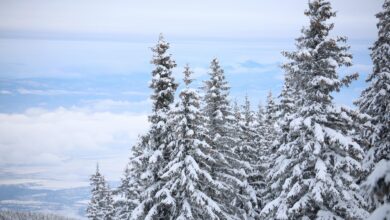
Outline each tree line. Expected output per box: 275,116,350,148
87,0,389,219
0,210,76,220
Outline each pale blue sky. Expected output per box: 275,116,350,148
0,0,384,189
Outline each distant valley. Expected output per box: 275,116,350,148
0,184,90,219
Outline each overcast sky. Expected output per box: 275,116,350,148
0,0,384,189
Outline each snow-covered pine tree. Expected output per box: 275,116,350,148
105,184,115,220
277,71,296,121
131,33,178,219
264,91,279,155
253,102,269,209
254,102,267,155
238,96,258,163
203,58,255,219
233,100,242,121
271,70,299,192
116,134,150,219
275,71,297,167
241,96,255,132
238,95,261,216
257,92,281,211
158,65,229,219
87,164,115,220
261,66,300,213
356,0,390,217
260,0,368,219
232,96,261,216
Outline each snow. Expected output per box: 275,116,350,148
313,142,321,155
275,201,288,220
260,197,280,216
311,76,338,86
367,203,390,220
161,161,183,178
144,204,158,220
148,150,162,163
323,127,358,149
379,88,387,96
94,1,389,218
130,203,145,220
316,210,343,220
315,159,327,181
327,57,338,67
314,123,324,143
363,159,390,190
186,129,194,136
290,117,303,130
298,49,311,57
342,56,352,65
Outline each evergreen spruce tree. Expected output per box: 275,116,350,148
275,71,298,172
258,92,280,211
158,65,229,219
254,102,267,156
87,164,115,220
262,71,300,209
278,72,296,120
357,0,390,217
105,184,115,220
233,100,242,123
131,34,178,219
117,135,149,219
203,58,254,219
254,102,268,208
238,96,261,216
260,0,368,219
232,96,261,217
237,96,258,166
264,91,279,155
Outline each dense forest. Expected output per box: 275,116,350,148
87,0,390,219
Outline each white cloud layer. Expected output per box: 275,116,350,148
0,106,149,187
0,90,11,94
80,99,151,113
17,88,90,96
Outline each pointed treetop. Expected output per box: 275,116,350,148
304,0,335,43
210,58,223,76
158,33,164,41
266,91,274,104
149,34,178,114
374,0,390,51
305,0,335,19
244,94,250,107
242,95,254,125
183,64,193,87
377,0,390,27
243,95,251,115
96,162,100,173
157,33,167,47
233,99,241,120
151,33,176,68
